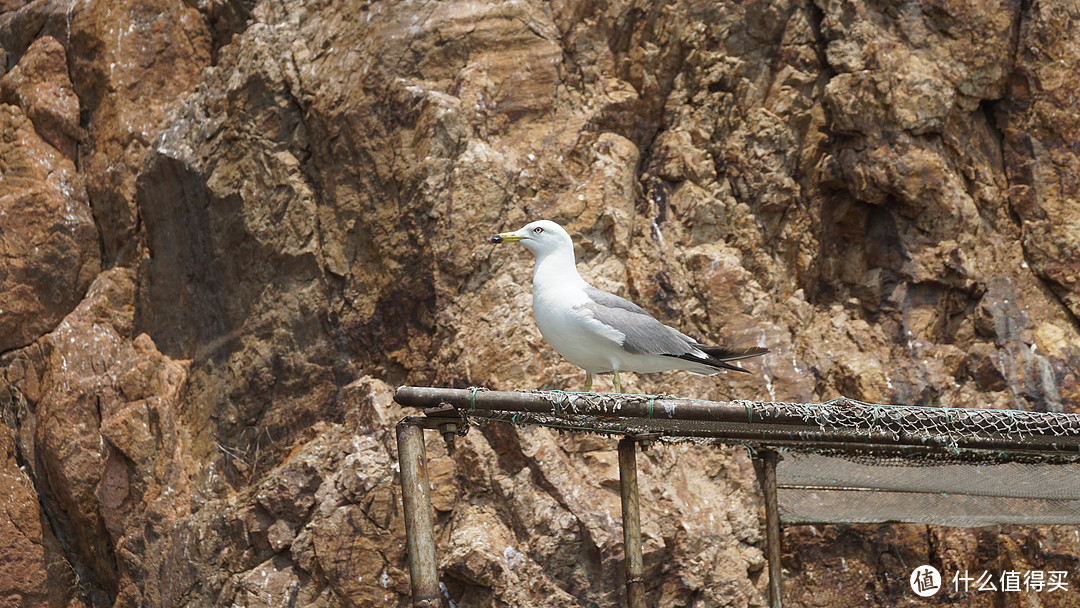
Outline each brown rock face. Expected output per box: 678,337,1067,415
1,36,79,158
2,0,1080,606
0,37,99,354
69,0,212,265
0,423,81,608
1003,0,1080,321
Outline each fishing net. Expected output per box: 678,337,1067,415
397,387,1080,526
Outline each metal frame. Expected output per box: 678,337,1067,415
392,386,1080,607
394,418,682,608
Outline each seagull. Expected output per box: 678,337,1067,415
491,219,768,393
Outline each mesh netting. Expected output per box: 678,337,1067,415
778,452,1080,498
457,391,1080,458
778,487,1080,526
773,451,1080,525
398,387,1080,526
752,397,1080,445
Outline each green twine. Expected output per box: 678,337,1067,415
470,386,479,412
552,391,565,415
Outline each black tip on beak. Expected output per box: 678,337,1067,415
490,235,503,244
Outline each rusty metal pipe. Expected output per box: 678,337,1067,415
761,449,783,608
393,386,1080,455
393,386,1080,433
618,438,646,608
396,420,441,607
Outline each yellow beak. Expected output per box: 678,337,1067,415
490,232,523,244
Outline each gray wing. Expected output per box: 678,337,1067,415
581,286,697,356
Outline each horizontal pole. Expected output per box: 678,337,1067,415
394,386,1080,432
393,386,1080,457
396,386,802,425
475,415,1080,457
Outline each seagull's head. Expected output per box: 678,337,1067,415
490,220,574,259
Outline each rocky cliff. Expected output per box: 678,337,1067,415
1,0,1078,606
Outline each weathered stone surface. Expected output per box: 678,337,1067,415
0,267,193,605
68,0,212,265
1002,0,1080,320
0,424,85,608
0,36,78,159
2,0,1080,606
0,44,99,353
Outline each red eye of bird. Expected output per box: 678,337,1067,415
533,226,543,234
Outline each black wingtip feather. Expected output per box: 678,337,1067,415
696,345,770,361
666,345,768,374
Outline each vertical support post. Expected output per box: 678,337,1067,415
618,438,646,608
761,449,783,608
396,421,441,608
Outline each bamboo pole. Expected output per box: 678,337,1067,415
761,449,783,608
396,421,441,608
618,438,646,608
